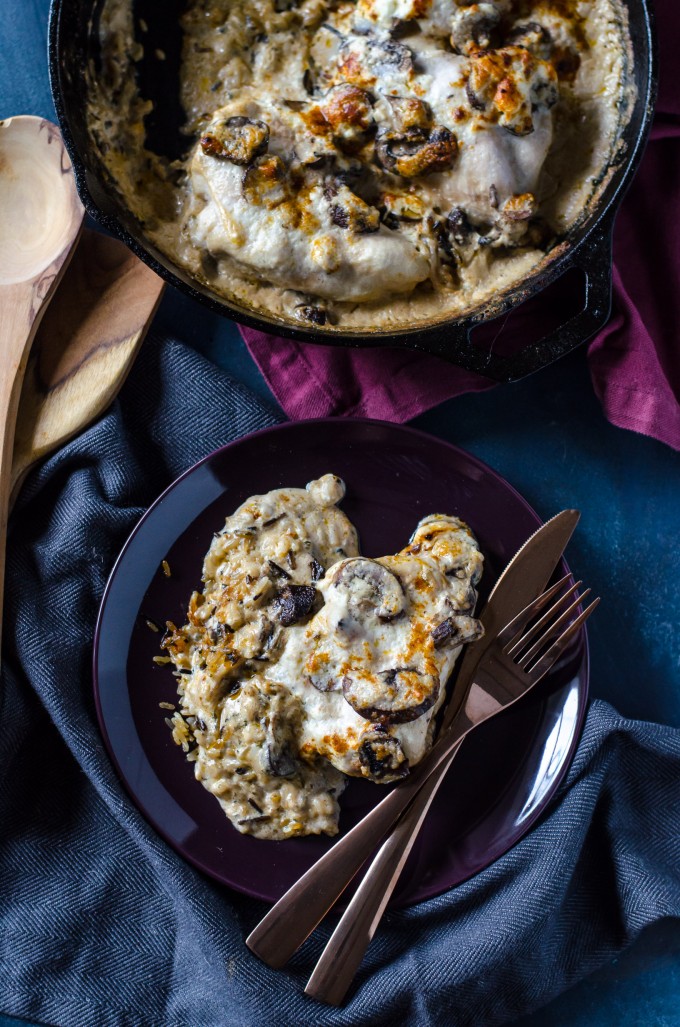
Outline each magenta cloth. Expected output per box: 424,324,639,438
241,2,680,449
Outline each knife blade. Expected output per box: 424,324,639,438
246,508,581,968
303,511,582,1004
441,508,581,733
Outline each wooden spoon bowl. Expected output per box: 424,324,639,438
0,116,84,648
0,118,82,287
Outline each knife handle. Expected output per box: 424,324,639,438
246,714,471,968
305,740,462,1005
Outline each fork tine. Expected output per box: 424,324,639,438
515,589,591,668
526,598,600,683
505,581,582,657
497,573,573,646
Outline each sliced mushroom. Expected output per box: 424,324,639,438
452,582,479,613
358,730,409,781
267,559,291,580
409,514,484,584
375,126,457,178
310,558,325,581
431,614,484,649
328,558,405,625
305,669,335,693
343,667,439,724
231,613,279,660
450,2,501,55
272,584,318,626
321,159,365,197
262,739,298,778
200,116,269,165
336,33,414,88
242,155,290,208
385,96,433,132
446,206,473,246
367,37,413,74
258,619,283,659
302,634,342,692
502,192,537,222
316,84,376,154
295,304,327,326
207,621,233,645
329,186,380,234
506,21,553,61
430,217,458,269
260,697,301,777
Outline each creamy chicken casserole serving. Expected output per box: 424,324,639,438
160,475,483,839
91,0,632,330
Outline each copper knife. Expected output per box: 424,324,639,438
246,509,581,969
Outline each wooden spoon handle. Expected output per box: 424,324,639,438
10,230,165,508
0,116,84,652
0,272,75,640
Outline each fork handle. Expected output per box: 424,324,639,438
305,741,463,1005
246,715,473,967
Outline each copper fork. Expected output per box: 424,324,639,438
246,577,598,983
304,579,599,1004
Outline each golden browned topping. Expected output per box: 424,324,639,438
307,84,376,154
200,116,270,164
466,47,558,135
375,126,458,177
242,155,290,207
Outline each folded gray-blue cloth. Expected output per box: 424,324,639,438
1,335,679,1027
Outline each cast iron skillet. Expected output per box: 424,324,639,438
48,0,657,381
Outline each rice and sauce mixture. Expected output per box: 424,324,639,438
90,0,632,331
160,475,484,839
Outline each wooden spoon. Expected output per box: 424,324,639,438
11,228,166,506
0,115,84,647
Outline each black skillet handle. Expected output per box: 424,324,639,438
415,217,615,383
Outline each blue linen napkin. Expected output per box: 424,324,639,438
1,334,679,1027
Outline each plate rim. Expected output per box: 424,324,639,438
93,417,590,904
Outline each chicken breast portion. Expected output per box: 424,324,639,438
273,513,483,780
186,101,431,303
163,477,483,839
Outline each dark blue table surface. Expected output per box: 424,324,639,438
2,1,679,1024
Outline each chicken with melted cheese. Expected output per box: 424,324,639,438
91,0,632,330
163,475,483,840
183,0,563,312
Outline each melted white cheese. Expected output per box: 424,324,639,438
188,137,430,302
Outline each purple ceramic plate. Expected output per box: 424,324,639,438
94,419,588,907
